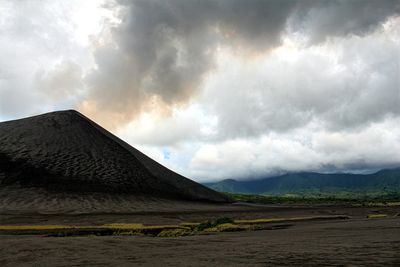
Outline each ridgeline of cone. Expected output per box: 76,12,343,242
0,110,230,212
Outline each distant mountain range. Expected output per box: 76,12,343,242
204,169,400,196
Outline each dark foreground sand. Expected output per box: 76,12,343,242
1,205,399,266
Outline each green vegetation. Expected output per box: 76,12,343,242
204,169,400,197
226,192,400,206
194,217,234,231
0,215,355,237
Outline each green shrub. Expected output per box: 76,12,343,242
195,217,234,231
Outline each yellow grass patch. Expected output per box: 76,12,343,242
102,223,144,229
367,214,388,219
203,223,249,232
0,215,352,237
234,215,350,224
157,228,192,237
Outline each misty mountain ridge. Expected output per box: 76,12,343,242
204,168,400,196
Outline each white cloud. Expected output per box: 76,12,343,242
109,12,400,182
1,1,400,182
116,104,217,146
201,18,400,138
0,0,109,119
189,117,400,182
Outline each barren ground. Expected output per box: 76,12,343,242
1,204,399,266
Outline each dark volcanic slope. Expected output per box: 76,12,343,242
0,110,229,213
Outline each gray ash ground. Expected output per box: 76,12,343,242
1,205,399,266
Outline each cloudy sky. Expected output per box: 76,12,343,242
1,0,400,182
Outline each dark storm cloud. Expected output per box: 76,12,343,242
82,0,400,129
291,0,400,43
82,0,299,127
